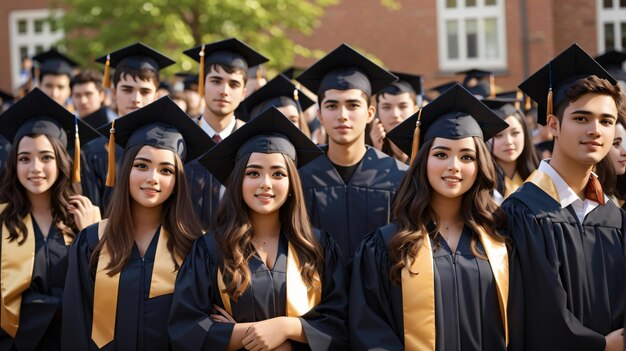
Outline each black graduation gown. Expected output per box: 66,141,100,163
0,221,69,351
0,135,10,176
80,137,124,210
61,223,174,351
349,224,508,351
502,182,626,351
298,146,408,259
81,107,113,129
168,230,349,351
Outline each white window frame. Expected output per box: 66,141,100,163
436,0,507,72
9,9,65,91
596,0,626,52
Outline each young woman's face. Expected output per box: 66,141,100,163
17,135,59,197
492,115,524,165
277,104,300,126
242,152,290,217
377,92,417,132
608,122,626,175
129,145,176,209
427,137,478,199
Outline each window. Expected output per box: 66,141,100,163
9,9,65,90
437,0,507,71
597,0,626,51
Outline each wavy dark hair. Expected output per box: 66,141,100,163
215,153,324,300
388,136,507,284
90,144,202,275
0,134,80,243
490,107,539,196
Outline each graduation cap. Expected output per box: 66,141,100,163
98,96,214,187
518,44,617,125
281,66,306,81
174,72,199,91
199,106,324,186
481,97,521,119
594,50,626,81
95,42,175,89
427,81,458,95
456,68,495,98
241,75,315,121
387,83,509,163
32,49,78,78
378,71,424,106
0,88,101,182
183,38,269,97
0,90,14,104
296,43,398,98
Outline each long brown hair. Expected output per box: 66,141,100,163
388,136,507,284
215,153,324,300
91,144,202,275
0,134,80,243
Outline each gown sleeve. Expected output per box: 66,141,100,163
168,236,235,351
61,225,98,351
297,230,350,351
349,230,404,351
502,199,606,351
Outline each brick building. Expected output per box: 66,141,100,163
1,0,625,94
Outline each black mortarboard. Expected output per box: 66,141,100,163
387,83,508,162
98,97,214,186
377,71,424,105
296,43,398,98
595,50,626,81
428,81,458,95
199,106,324,186
456,68,495,98
481,97,521,119
0,88,101,182
518,44,617,125
95,42,175,88
183,38,269,97
175,72,199,91
281,66,306,81
0,90,14,103
158,81,172,94
32,49,78,77
241,75,315,121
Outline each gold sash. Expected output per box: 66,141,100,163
525,170,560,203
218,242,321,317
504,172,524,198
91,220,181,348
402,227,509,351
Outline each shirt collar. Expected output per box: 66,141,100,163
537,160,587,208
199,115,237,140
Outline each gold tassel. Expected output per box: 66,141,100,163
72,119,81,183
489,74,496,98
105,120,116,187
198,45,205,97
410,108,423,166
524,95,531,111
515,90,523,110
256,66,263,81
103,55,111,89
546,88,553,117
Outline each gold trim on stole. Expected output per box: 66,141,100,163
525,170,560,203
218,242,321,317
91,221,179,348
0,203,35,337
401,228,509,350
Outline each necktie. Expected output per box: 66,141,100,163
212,134,222,143
584,175,605,205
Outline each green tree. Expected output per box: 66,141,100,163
55,0,338,75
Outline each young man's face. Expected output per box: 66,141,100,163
72,81,104,118
377,92,418,132
40,74,71,107
549,93,618,166
112,74,157,117
203,65,246,119
317,88,375,147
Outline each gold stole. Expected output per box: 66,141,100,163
217,242,321,317
91,220,181,348
524,170,560,203
0,203,73,337
504,172,524,198
401,227,509,351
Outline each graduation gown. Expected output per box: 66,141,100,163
502,182,625,351
168,230,349,351
298,146,408,259
0,135,10,176
349,224,511,351
0,221,69,351
61,223,174,351
80,107,113,129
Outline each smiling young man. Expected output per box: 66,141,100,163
295,44,408,260
183,38,268,229
504,44,625,351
